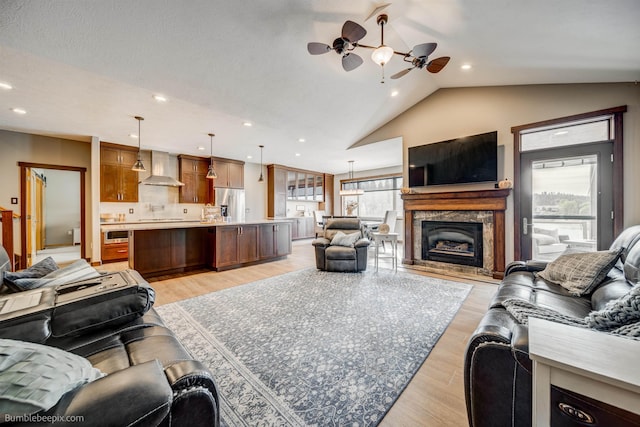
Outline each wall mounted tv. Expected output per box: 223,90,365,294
408,131,498,187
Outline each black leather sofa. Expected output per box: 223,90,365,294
464,225,640,427
0,246,220,426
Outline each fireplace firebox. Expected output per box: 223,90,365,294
422,221,483,267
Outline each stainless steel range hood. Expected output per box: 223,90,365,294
140,151,185,187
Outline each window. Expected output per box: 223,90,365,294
340,175,403,218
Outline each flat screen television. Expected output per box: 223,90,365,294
408,131,498,187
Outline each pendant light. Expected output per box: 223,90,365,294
339,160,364,196
257,145,265,183
206,133,217,179
131,116,146,172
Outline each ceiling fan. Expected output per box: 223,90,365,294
307,9,450,81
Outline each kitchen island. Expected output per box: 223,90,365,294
101,220,292,278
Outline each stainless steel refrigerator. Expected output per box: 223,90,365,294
214,188,246,223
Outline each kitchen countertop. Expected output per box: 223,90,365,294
101,219,290,232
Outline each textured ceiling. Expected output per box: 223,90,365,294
0,0,638,174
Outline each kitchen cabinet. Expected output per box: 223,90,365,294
130,228,208,277
100,143,139,202
213,224,258,268
178,155,212,203
291,217,315,240
101,233,128,263
268,165,288,218
259,222,292,259
212,157,244,189
267,164,333,218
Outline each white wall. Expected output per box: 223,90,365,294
244,161,267,221
353,83,640,263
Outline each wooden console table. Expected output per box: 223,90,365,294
529,318,640,427
401,188,511,278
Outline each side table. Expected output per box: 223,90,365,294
529,317,640,426
372,232,398,272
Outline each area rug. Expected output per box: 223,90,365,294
156,268,472,426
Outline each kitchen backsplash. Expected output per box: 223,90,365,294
101,185,203,222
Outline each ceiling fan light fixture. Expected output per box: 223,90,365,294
371,45,394,66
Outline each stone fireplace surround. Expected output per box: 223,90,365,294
401,189,511,278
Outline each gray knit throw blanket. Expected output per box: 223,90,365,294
502,284,640,340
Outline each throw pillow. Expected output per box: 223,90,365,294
533,227,559,243
330,231,361,247
0,338,103,415
537,248,622,296
531,233,557,246
586,284,640,331
3,257,59,291
11,259,101,292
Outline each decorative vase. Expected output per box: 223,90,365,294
498,178,512,189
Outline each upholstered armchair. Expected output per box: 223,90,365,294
312,218,370,272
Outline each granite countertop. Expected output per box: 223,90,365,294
101,219,289,232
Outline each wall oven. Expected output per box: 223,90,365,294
104,230,129,244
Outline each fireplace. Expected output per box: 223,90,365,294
422,221,483,267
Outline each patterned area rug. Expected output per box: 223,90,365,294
157,268,472,426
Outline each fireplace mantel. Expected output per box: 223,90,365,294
401,188,511,278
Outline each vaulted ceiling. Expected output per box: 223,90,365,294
1,1,638,174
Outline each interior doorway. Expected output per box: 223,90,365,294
19,162,86,268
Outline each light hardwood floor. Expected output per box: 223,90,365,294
103,240,498,426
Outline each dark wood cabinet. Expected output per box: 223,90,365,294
100,143,139,202
178,155,212,203
213,224,258,268
259,222,292,259
130,228,208,277
212,157,244,189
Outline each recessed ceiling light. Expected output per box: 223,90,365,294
298,138,306,143
243,121,253,127
554,130,569,136
247,155,253,159
197,146,205,151
461,64,472,70
129,133,138,139
391,90,399,97
295,153,301,157
11,108,26,115
153,94,168,102
0,82,12,90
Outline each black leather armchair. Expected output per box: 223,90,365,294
312,218,370,272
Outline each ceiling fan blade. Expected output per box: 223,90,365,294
426,56,450,73
412,42,437,59
342,52,363,72
307,42,332,55
342,20,367,42
390,68,413,79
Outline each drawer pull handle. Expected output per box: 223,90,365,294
558,403,594,424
